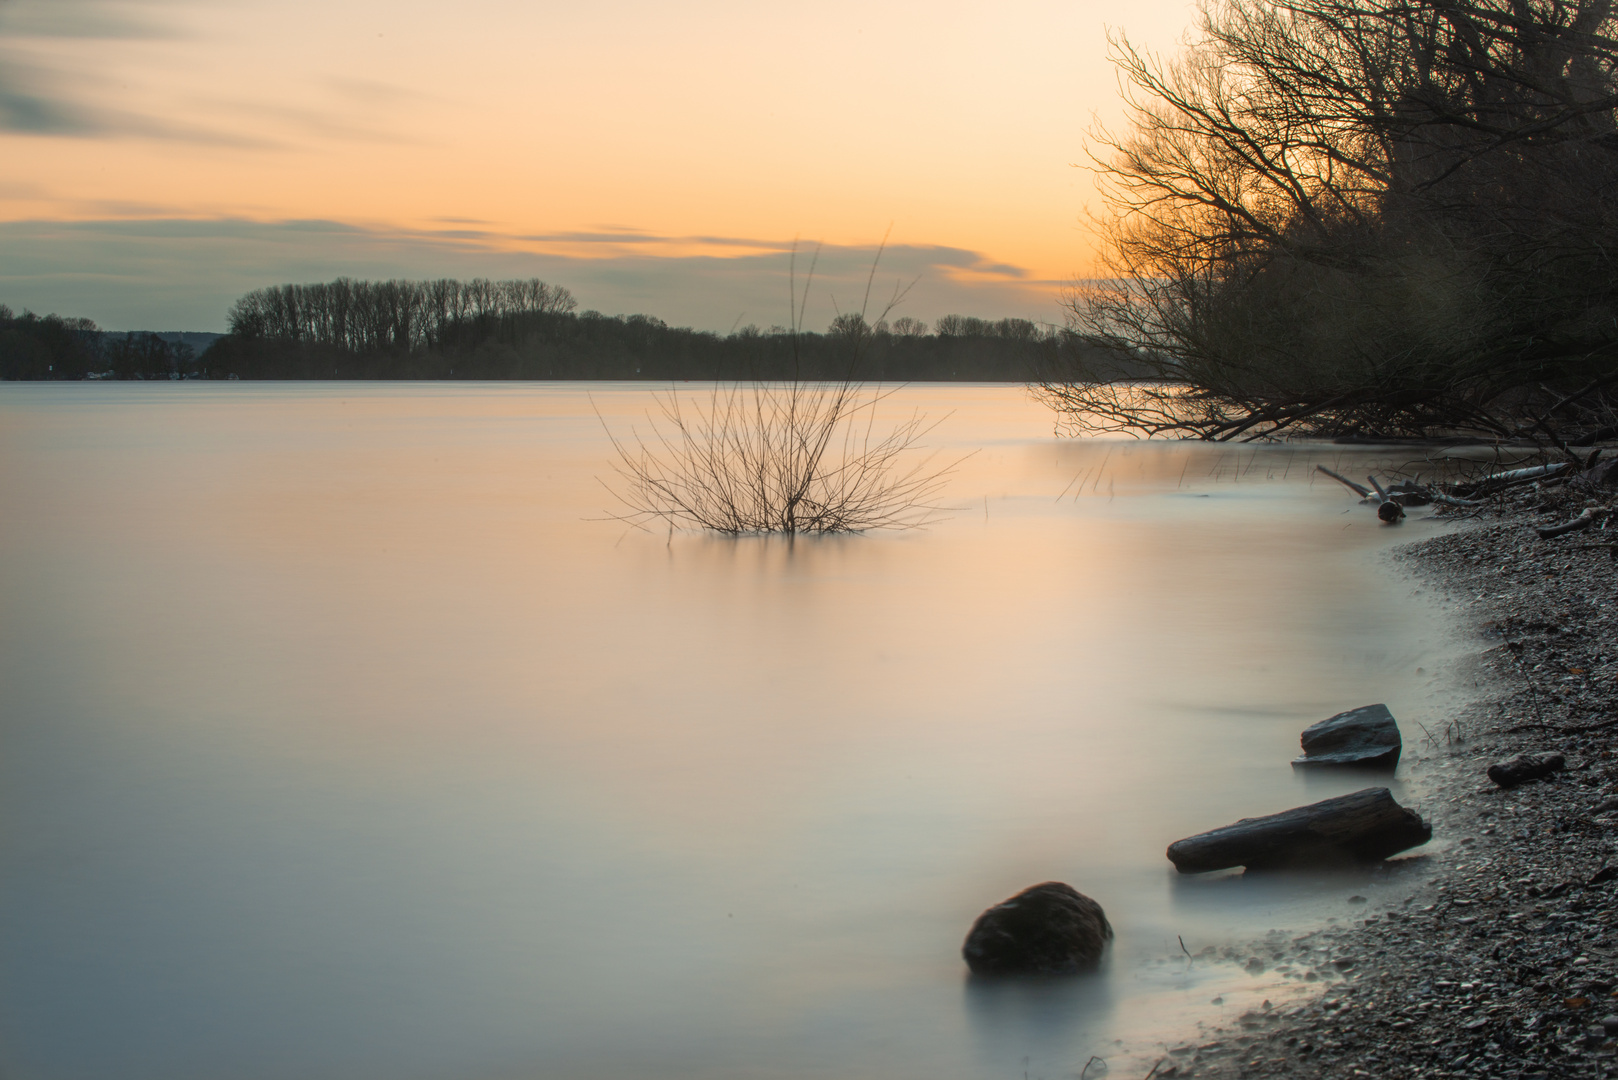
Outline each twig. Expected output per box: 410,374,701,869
1507,716,1618,736
1178,934,1192,960
1081,1055,1107,1080
1142,1058,1166,1080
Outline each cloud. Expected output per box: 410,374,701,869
0,1,285,144
0,63,96,133
0,217,1066,333
0,0,175,41
0,60,276,142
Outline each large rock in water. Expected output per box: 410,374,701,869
1166,787,1432,873
1292,704,1402,769
961,882,1112,975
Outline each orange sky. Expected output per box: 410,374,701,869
0,0,1199,330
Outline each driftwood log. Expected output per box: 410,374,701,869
1166,787,1432,873
1537,508,1602,539
1453,461,1572,498
1488,752,1566,788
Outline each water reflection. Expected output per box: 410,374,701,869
0,383,1470,1080
963,969,1118,1072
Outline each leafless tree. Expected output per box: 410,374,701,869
599,241,958,534
1040,0,1618,442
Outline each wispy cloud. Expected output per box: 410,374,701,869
0,65,95,133
0,0,399,145
0,217,1066,333
0,0,177,41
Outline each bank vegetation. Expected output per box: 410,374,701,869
1038,0,1618,444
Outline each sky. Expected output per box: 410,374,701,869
0,0,1198,332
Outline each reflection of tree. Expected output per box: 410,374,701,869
1042,0,1618,442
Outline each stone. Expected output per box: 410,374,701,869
1487,752,1566,789
1292,704,1402,769
961,881,1112,975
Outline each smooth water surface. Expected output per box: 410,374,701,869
0,383,1466,1080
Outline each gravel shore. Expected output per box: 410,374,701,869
1171,481,1618,1080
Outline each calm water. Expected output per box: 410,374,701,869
0,383,1466,1080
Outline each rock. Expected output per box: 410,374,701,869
1487,752,1566,789
961,882,1112,975
1292,704,1403,769
1166,787,1432,873
1599,1014,1618,1035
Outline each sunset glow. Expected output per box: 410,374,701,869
1,0,1197,329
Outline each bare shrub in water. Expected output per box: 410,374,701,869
600,242,956,534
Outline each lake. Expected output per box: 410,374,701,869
0,382,1465,1080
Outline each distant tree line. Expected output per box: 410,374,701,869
0,306,202,381
224,277,579,354
1,278,1123,383
200,277,1098,382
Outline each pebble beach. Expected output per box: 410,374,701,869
1164,480,1618,1080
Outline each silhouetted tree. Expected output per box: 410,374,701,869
1041,0,1618,441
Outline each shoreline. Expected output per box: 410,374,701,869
1171,489,1618,1078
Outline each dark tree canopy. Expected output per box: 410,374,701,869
201,277,1086,383
1040,0,1618,441
0,306,198,381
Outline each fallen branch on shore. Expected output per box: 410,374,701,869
1314,464,1485,512
1503,715,1618,735
1537,507,1604,538
1315,465,1371,497
1453,461,1572,498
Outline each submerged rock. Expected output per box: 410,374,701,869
1166,787,1432,873
961,882,1112,975
1487,752,1566,789
1292,704,1402,769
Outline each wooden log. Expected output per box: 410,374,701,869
1537,508,1600,539
1487,752,1565,789
1454,461,1571,497
1166,787,1432,874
